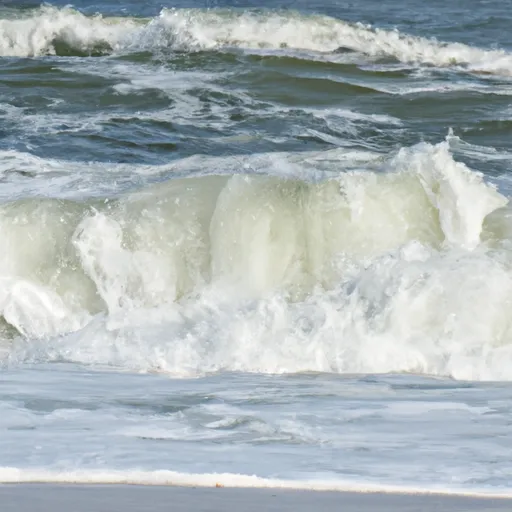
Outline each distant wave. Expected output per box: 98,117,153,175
1,5,512,75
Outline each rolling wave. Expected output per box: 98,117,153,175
1,6,512,75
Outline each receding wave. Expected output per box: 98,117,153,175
3,141,512,381
2,6,512,75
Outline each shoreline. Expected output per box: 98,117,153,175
1,484,512,512
1,468,511,500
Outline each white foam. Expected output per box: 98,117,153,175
0,6,138,57
2,6,512,76
0,279,89,339
0,149,163,200
0,467,510,498
153,9,512,75
0,146,382,201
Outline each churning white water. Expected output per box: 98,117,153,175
2,141,512,381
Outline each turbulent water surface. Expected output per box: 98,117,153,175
1,0,512,495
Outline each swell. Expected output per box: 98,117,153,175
2,6,512,76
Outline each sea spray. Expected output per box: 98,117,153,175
3,142,512,380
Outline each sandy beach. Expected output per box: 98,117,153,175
1,485,511,512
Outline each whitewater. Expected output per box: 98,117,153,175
3,5,512,76
2,140,512,381
1,0,512,497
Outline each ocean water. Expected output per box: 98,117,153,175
1,0,512,496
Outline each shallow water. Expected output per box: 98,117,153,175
1,0,512,494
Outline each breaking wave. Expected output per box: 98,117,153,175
1,5,512,75
3,141,512,381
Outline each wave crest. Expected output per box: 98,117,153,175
1,6,512,75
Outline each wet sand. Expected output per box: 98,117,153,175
0,485,511,512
